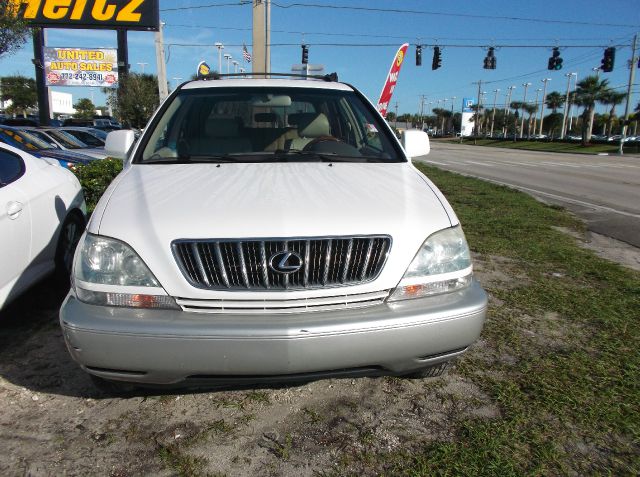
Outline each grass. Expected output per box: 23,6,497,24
448,138,640,155
333,164,640,475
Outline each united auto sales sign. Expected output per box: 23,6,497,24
45,47,118,87
3,0,159,31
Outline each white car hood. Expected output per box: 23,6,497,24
93,162,456,298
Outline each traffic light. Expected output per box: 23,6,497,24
601,47,615,72
416,44,422,66
301,44,309,64
548,47,563,70
432,46,442,70
483,47,496,69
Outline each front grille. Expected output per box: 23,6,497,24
175,289,390,314
172,236,391,290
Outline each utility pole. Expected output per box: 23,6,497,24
520,82,531,138
252,0,270,76
560,72,577,139
155,22,168,102
490,89,500,137
538,78,551,136
619,33,638,155
419,95,427,129
472,80,482,139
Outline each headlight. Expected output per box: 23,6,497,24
73,233,179,309
388,225,473,301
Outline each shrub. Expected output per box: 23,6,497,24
73,158,123,213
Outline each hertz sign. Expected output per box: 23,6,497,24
4,0,159,31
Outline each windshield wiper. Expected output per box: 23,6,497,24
143,154,241,164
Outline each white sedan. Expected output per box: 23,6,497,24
0,143,86,310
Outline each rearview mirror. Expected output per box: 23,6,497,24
105,130,135,159
401,129,430,159
252,95,292,107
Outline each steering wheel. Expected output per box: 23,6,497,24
302,136,342,150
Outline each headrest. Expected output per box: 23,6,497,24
254,112,277,123
288,112,330,138
205,117,240,137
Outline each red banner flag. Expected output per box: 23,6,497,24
376,43,409,118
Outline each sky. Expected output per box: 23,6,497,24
1,0,638,116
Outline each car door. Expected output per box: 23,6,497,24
0,148,32,307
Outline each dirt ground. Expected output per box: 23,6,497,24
0,231,637,476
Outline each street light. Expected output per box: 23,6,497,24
215,42,224,73
490,89,500,138
538,78,551,136
136,62,148,73
520,82,531,138
561,72,577,139
224,53,232,74
172,77,183,89
503,86,516,135
232,60,239,73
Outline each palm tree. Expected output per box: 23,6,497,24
599,89,627,136
545,91,565,113
510,101,525,139
522,103,539,138
573,75,610,145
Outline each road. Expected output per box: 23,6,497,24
419,141,640,248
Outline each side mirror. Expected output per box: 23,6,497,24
105,130,135,159
401,129,430,159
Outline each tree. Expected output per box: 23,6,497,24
0,75,37,116
0,1,30,58
545,91,564,113
522,103,539,138
510,101,525,139
73,98,96,119
599,89,626,136
573,75,610,145
103,73,160,128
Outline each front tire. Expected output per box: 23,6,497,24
55,211,85,282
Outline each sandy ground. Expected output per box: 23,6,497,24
0,232,637,476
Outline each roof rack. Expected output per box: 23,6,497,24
198,72,339,82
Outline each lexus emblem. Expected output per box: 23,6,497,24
269,251,303,274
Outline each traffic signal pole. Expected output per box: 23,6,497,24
618,33,637,155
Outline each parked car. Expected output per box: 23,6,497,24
60,75,488,391
60,127,107,147
0,143,86,310
0,125,96,170
20,127,109,160
62,118,121,131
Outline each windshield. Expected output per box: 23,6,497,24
0,127,55,150
138,86,403,164
45,129,88,149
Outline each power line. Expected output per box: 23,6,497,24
163,23,629,44
269,2,638,28
159,1,637,28
164,41,629,49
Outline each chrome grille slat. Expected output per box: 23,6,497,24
191,243,210,286
173,236,391,291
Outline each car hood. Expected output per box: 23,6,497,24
92,163,456,298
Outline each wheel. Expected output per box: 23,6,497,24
55,211,85,282
402,361,450,379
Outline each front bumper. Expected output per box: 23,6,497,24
60,280,488,385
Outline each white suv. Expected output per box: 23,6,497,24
60,75,487,389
